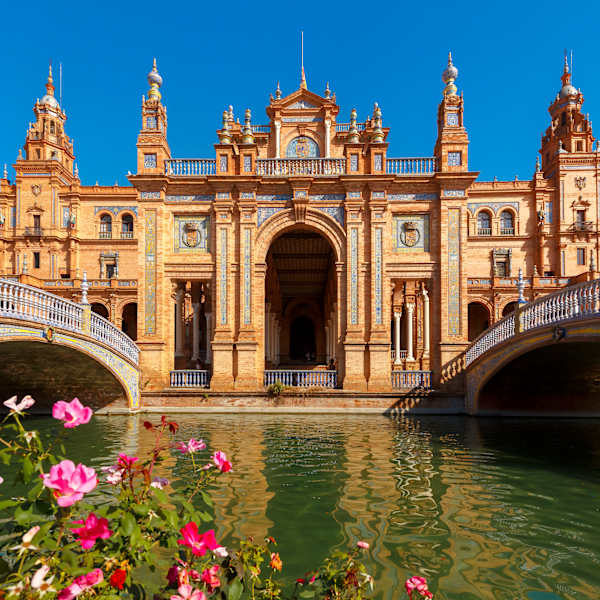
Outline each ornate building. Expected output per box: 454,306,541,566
0,54,597,396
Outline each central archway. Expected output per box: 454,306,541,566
265,228,337,369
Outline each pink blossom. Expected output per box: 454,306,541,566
177,522,219,557
58,569,103,600
357,541,369,549
0,476,3,484
201,566,220,591
11,526,40,555
101,464,124,485
168,561,200,586
70,513,113,549
3,395,35,414
151,477,169,489
213,546,228,558
117,453,138,468
176,438,206,454
405,576,433,599
52,398,93,428
212,451,232,473
170,584,206,600
41,460,97,507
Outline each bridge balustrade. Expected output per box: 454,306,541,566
0,278,139,365
264,370,337,388
465,278,600,367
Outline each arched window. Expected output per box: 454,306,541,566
121,214,134,239
50,122,55,134
500,210,514,235
99,214,112,239
477,211,492,235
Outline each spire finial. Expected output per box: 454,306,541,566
3,164,7,179
324,81,331,99
45,61,55,97
275,81,281,100
300,31,307,89
147,58,163,101
535,155,541,173
442,51,459,96
242,108,254,144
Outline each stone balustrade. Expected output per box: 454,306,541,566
264,369,337,388
256,158,346,177
386,157,437,175
335,122,366,132
465,278,600,367
391,370,432,389
170,369,210,388
165,159,217,176
0,278,139,365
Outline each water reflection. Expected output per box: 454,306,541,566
16,414,600,600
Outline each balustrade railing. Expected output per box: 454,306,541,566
0,278,139,365
165,159,217,176
391,370,432,389
170,370,210,388
24,227,43,237
335,122,366,132
264,370,337,388
391,349,408,361
256,158,346,177
465,278,600,367
386,157,437,175
251,125,271,133
477,228,492,236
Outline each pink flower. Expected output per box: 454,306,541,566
101,464,124,485
167,561,200,586
213,546,228,558
176,439,206,454
201,566,220,591
405,576,433,599
11,525,40,555
212,451,232,472
3,395,35,414
52,398,93,428
58,569,103,600
31,564,55,595
177,522,219,557
70,513,113,549
41,460,97,507
151,477,169,489
171,584,206,600
357,541,369,549
0,476,3,484
117,453,138,468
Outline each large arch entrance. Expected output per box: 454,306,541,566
265,229,338,373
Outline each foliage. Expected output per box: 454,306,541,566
0,394,431,600
266,381,286,398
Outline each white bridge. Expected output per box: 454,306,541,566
0,278,140,409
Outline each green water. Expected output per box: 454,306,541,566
7,414,600,600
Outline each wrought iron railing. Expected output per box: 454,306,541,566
264,370,337,388
465,278,600,366
386,157,437,175
391,370,432,389
165,159,217,176
0,278,139,365
256,158,346,177
170,370,210,388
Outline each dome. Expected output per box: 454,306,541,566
40,94,60,109
442,63,458,84
559,84,577,99
147,58,163,88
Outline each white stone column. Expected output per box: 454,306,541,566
265,302,271,362
332,304,337,359
406,303,415,362
325,324,330,362
175,284,185,357
205,313,212,365
393,311,402,365
422,288,430,355
324,119,331,158
275,121,281,158
191,302,201,362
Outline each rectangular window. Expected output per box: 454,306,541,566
577,248,586,265
544,271,554,276
350,154,359,172
219,155,228,172
374,153,383,171
144,153,157,168
495,261,508,277
243,155,252,172
33,252,40,269
545,201,553,224
576,209,586,230
448,151,462,166
145,116,157,129
576,141,583,151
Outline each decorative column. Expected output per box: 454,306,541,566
274,121,281,158
191,302,201,362
175,283,185,358
205,313,212,365
324,119,331,158
274,318,280,366
265,302,271,362
325,324,330,362
406,303,415,362
422,288,430,355
393,311,402,365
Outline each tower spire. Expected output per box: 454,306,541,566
147,58,163,101
46,62,55,98
300,31,307,89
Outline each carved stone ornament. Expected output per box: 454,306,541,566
182,222,201,248
575,176,586,190
31,184,41,196
401,221,421,247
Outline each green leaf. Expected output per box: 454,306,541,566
200,490,213,507
14,505,34,525
27,480,44,502
0,499,19,511
299,591,316,598
22,456,34,481
121,512,137,536
197,511,212,522
152,488,168,505
227,579,243,600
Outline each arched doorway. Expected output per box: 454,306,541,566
91,303,109,319
502,301,519,317
265,228,337,369
121,303,138,341
468,302,490,341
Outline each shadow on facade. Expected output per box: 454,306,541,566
0,341,128,412
478,341,600,415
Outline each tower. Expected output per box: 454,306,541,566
434,53,469,172
137,59,170,174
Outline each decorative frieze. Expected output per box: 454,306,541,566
219,228,228,325
388,193,437,202
165,194,213,202
144,210,157,335
257,194,291,202
243,228,252,325
316,206,344,227
94,206,138,216
310,194,345,201
467,201,519,214
258,207,286,227
140,191,161,199
442,189,465,197
447,208,461,335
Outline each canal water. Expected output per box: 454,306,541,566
12,414,600,599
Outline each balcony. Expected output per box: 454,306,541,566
165,159,216,176
121,231,134,239
477,228,492,236
572,221,595,232
264,369,337,388
500,227,515,236
391,370,432,389
256,158,346,177
386,157,437,175
99,230,112,239
170,370,210,388
23,227,43,237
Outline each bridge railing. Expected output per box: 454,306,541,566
0,278,139,365
465,278,600,367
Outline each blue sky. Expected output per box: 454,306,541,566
2,0,599,184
